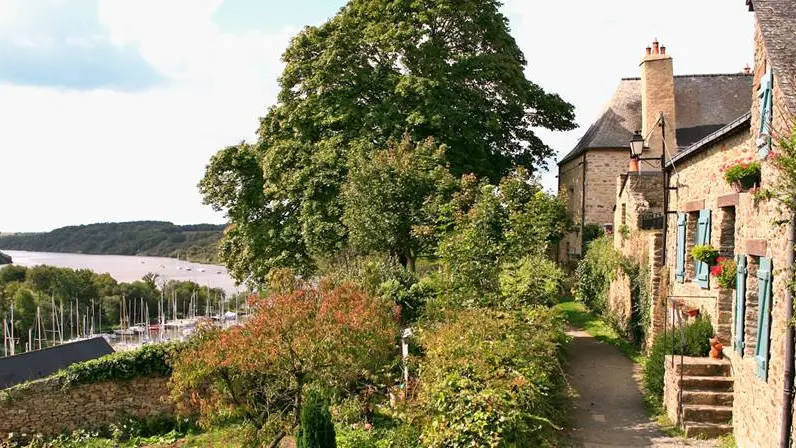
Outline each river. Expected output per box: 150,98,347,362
0,250,244,294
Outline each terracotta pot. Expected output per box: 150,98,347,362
710,343,724,359
687,308,700,317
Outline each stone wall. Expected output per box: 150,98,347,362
557,148,629,262
0,376,172,438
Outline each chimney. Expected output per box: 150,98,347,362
640,39,677,157
744,64,752,75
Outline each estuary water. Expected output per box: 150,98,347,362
0,250,243,294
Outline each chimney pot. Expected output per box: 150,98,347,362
653,38,660,54
661,46,666,55
744,64,752,75
646,46,652,55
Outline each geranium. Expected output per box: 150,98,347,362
723,160,761,191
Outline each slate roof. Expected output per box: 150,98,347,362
666,112,752,167
750,0,796,114
559,74,753,165
0,337,114,389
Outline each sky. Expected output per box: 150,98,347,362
0,0,755,232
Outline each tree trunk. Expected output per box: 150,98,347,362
406,255,416,273
398,253,408,269
266,430,286,448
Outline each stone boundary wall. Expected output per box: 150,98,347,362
0,376,172,438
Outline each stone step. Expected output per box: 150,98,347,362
668,357,732,377
683,423,734,438
679,375,734,392
682,404,733,424
681,390,734,406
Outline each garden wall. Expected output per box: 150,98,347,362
0,376,172,437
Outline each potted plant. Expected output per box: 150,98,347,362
691,244,720,265
722,159,761,192
711,257,737,289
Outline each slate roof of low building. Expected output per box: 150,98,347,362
558,74,753,165
749,0,796,114
0,337,114,389
666,112,752,167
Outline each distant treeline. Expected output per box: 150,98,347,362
0,221,224,264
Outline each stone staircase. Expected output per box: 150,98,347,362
665,356,734,438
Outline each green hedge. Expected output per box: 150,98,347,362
418,307,567,447
60,343,181,388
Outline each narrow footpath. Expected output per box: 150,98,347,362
566,329,718,448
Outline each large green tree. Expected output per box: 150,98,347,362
201,0,575,283
342,137,456,271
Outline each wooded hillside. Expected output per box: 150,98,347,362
0,221,223,263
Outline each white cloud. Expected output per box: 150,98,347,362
1,0,297,231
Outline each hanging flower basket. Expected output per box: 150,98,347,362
722,159,761,192
691,244,720,265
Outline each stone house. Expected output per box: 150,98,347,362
655,1,796,445
557,42,752,263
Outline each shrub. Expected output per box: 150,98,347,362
499,255,564,307
643,315,714,410
297,390,336,448
60,343,179,388
335,424,419,448
418,307,567,447
574,236,621,313
581,223,605,251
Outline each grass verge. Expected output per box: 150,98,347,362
554,299,643,364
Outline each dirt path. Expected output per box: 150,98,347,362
566,329,718,448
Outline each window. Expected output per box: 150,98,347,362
695,209,712,289
734,255,747,355
755,257,773,381
621,204,627,226
675,213,686,283
718,207,736,257
758,64,774,159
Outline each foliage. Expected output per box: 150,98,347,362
342,137,457,271
690,244,719,264
335,423,419,448
499,255,564,308
722,158,761,191
643,316,714,410
436,171,571,307
0,251,10,265
574,236,621,313
0,221,223,264
618,224,630,240
169,282,398,447
59,343,179,388
769,124,796,212
199,0,575,282
711,258,737,290
581,223,605,251
418,307,567,447
297,390,336,448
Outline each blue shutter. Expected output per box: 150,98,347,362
758,66,774,159
735,255,747,355
695,209,711,288
755,257,773,380
675,213,686,283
